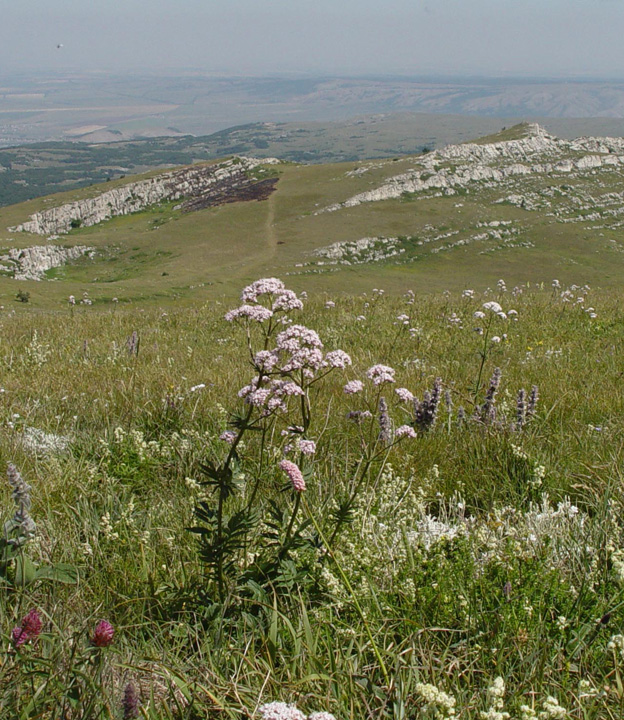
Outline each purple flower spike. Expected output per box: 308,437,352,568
123,682,140,719
92,619,115,647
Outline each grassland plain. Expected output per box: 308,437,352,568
1,275,624,719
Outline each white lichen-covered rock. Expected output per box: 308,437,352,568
9,156,279,236
0,245,93,280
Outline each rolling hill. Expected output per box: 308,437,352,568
1,122,623,307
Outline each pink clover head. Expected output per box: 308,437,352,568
92,619,115,647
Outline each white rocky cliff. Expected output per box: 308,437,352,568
0,245,93,281
9,156,280,236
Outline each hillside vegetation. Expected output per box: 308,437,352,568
1,276,623,718
2,122,624,718
1,124,624,309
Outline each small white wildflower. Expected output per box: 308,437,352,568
539,696,567,719
258,701,306,720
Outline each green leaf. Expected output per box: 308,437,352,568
14,554,37,586
35,563,79,584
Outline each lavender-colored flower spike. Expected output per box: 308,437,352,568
378,397,392,445
516,388,527,430
413,378,443,432
444,389,453,414
122,683,140,719
478,367,502,424
7,463,36,544
126,330,139,356
457,405,466,427
527,385,539,418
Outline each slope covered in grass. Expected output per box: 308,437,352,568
1,124,624,310
1,276,623,718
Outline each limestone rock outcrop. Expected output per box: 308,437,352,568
9,157,280,236
319,124,624,213
0,245,93,280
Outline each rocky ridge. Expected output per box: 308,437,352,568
0,245,94,281
9,156,280,236
319,124,624,212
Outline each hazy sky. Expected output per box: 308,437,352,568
1,0,623,78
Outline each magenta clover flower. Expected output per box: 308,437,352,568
12,608,42,648
92,619,115,647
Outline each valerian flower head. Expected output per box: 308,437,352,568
322,350,352,368
224,304,273,323
259,702,306,720
343,380,364,394
241,277,286,302
298,440,317,456
395,387,414,403
366,364,396,385
272,290,304,312
483,301,503,314
395,425,417,439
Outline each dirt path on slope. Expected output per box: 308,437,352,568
265,188,277,250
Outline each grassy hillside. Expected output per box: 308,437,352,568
1,123,624,310
0,278,623,718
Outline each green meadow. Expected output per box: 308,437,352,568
1,126,624,718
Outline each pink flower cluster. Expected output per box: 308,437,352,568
395,425,417,439
276,325,325,374
366,364,396,385
343,380,364,394
92,619,115,647
225,304,273,323
238,376,304,413
12,608,42,648
241,278,286,302
395,387,414,403
323,350,352,369
279,459,306,492
272,290,304,312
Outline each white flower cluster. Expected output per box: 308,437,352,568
480,677,510,720
415,682,456,719
258,702,336,720
520,696,567,719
